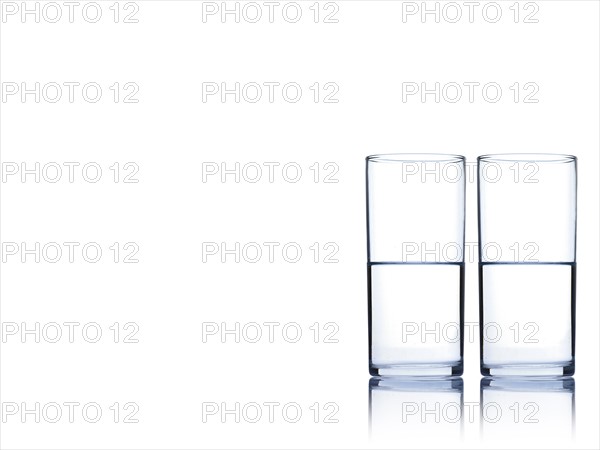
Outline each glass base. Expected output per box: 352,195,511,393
481,361,574,377
370,362,463,377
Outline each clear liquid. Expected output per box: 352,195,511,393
480,262,575,373
368,263,464,373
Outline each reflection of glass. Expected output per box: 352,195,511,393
478,154,577,376
369,377,463,444
366,154,466,376
480,377,575,444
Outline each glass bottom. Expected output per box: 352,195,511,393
370,362,463,377
481,361,574,377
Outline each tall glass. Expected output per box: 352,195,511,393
478,153,577,376
366,153,465,376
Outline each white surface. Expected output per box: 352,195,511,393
1,1,598,449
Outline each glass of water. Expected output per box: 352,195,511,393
366,153,465,376
478,153,577,376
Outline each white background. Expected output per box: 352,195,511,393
0,1,598,448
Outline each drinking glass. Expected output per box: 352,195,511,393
366,153,465,376
478,153,577,376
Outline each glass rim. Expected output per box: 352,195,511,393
366,153,465,163
478,153,576,163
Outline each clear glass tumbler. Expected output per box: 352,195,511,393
478,153,577,376
366,153,465,376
